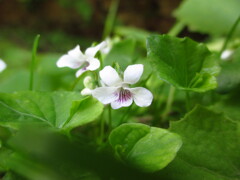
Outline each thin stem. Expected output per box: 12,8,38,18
185,91,190,111
70,75,82,91
119,105,132,125
168,21,185,37
220,16,240,55
158,22,185,122
29,34,40,91
108,105,112,130
102,0,119,39
161,86,176,122
99,54,103,70
99,112,105,144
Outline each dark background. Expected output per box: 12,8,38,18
0,0,207,52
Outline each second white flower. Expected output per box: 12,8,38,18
92,64,153,109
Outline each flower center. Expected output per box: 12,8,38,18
116,89,132,103
81,62,90,70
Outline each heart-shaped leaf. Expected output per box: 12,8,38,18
147,35,220,92
0,91,103,131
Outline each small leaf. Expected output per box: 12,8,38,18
109,123,182,172
147,35,220,92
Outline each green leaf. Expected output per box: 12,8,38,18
159,105,240,180
0,91,103,131
104,39,136,69
63,97,103,131
147,35,220,92
175,0,240,36
109,123,182,172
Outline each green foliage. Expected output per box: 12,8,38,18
1,1,240,177
217,48,240,93
114,26,150,47
0,91,103,131
211,89,240,122
159,105,240,179
0,128,160,180
147,35,220,92
175,0,240,36
104,38,136,69
109,123,182,172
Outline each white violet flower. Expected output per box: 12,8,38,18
92,64,153,109
57,41,107,77
0,59,7,72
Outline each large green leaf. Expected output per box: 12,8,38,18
0,91,103,131
175,0,240,36
109,123,182,172
147,35,220,92
159,106,240,180
0,127,160,180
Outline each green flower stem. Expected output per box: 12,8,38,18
160,22,185,121
108,105,112,130
99,112,105,143
168,21,185,37
99,54,103,69
29,34,40,91
220,16,240,55
70,75,83,91
102,0,119,39
119,105,132,125
161,86,176,122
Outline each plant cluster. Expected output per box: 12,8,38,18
0,0,240,179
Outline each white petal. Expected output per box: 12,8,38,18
81,88,92,96
111,97,133,109
124,64,143,84
57,55,83,69
101,46,111,54
100,38,111,54
85,41,107,57
68,45,84,60
86,57,100,71
129,87,153,107
75,68,87,77
0,59,7,72
92,87,119,104
99,66,122,86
